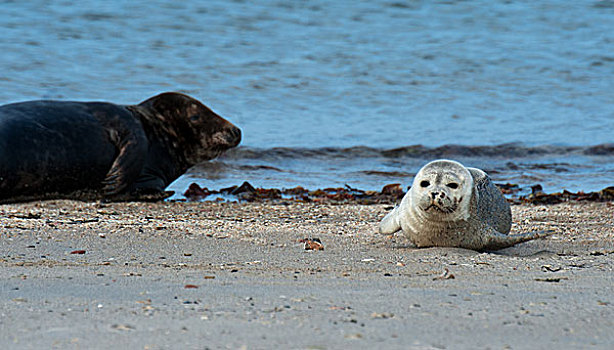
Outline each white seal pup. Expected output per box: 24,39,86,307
379,159,552,251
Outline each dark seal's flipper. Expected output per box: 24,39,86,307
102,134,148,196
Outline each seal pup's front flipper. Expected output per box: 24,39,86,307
478,229,555,251
379,206,402,234
102,131,148,196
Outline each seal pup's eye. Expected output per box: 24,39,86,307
189,114,200,121
420,180,430,188
446,183,459,189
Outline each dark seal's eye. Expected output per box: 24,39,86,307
420,180,430,188
189,114,200,121
447,182,459,189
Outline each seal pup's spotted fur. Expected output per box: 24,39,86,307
379,159,551,250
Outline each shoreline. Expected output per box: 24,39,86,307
180,181,614,205
1,200,613,348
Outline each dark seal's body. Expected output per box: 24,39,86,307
0,92,241,203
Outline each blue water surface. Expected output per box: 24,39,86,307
1,0,613,193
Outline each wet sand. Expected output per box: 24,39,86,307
1,200,613,349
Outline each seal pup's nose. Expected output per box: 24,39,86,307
430,192,445,200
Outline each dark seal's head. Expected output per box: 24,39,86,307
130,92,241,166
410,159,474,222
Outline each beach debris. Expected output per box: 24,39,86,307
225,181,281,201
371,312,394,319
111,324,135,331
344,333,363,339
8,212,41,219
535,277,568,283
231,181,256,195
520,185,614,204
329,305,352,311
541,265,562,272
180,181,614,205
531,184,544,194
300,238,324,251
433,268,455,280
184,284,199,289
180,181,407,204
381,183,405,197
123,272,142,277
496,183,521,195
589,250,614,256
70,250,86,254
142,305,155,312
183,183,210,200
68,218,99,224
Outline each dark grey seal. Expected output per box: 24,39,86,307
0,92,241,203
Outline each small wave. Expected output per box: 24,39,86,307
359,170,413,177
238,165,284,172
584,144,614,155
220,143,614,160
593,0,614,9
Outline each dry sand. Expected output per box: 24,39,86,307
1,200,613,349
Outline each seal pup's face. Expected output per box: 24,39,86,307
136,92,241,165
410,160,473,221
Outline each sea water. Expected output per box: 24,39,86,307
1,0,612,195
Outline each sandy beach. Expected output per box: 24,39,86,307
1,200,613,349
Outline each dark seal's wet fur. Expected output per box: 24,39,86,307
0,92,241,203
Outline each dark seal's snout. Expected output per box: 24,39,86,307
227,126,242,147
